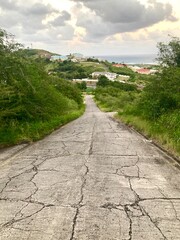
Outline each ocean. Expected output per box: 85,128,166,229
93,54,157,64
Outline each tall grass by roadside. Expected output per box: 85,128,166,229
118,110,180,156
0,29,85,147
95,82,138,112
0,70,85,147
94,78,180,157
0,106,85,147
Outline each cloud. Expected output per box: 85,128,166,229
0,0,179,55
22,3,57,16
75,0,144,23
71,0,177,41
49,11,71,27
0,0,74,42
0,0,18,11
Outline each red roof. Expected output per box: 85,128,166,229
113,64,127,68
136,68,151,74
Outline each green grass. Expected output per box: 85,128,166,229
117,112,180,157
94,85,180,157
79,61,109,72
45,62,58,72
0,105,85,147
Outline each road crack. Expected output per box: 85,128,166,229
69,118,96,239
141,206,167,240
2,205,46,228
124,205,133,240
70,161,89,240
89,119,96,155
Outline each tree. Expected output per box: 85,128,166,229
156,36,180,67
80,81,87,90
138,37,180,120
0,29,83,123
97,75,109,87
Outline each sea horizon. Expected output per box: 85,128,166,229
89,53,158,65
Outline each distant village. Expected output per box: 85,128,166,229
48,52,158,88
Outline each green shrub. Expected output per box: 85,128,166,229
0,29,84,146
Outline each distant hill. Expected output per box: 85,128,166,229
19,49,60,59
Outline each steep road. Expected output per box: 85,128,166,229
0,95,180,240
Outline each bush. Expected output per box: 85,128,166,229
0,29,84,146
137,67,180,120
109,65,135,79
95,83,138,112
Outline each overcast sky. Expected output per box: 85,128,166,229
0,0,179,56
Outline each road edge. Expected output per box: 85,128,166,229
108,113,180,167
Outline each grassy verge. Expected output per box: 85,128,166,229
116,112,180,157
0,105,85,148
95,94,180,158
94,99,114,112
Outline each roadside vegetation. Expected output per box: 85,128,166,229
95,76,139,112
95,37,180,157
110,65,136,80
0,29,84,147
1,28,179,157
54,60,109,80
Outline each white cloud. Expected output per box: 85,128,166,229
71,0,177,41
0,0,179,55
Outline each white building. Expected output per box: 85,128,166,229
92,72,117,81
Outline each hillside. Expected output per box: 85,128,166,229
19,48,59,59
0,30,84,147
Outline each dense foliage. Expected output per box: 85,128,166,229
95,78,138,112
109,65,135,79
137,37,180,121
95,37,180,155
97,76,138,91
55,61,88,79
138,67,180,120
0,29,84,146
157,36,180,67
55,60,107,80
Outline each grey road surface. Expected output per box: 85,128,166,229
0,95,180,240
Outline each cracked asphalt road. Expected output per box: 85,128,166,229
0,95,180,240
